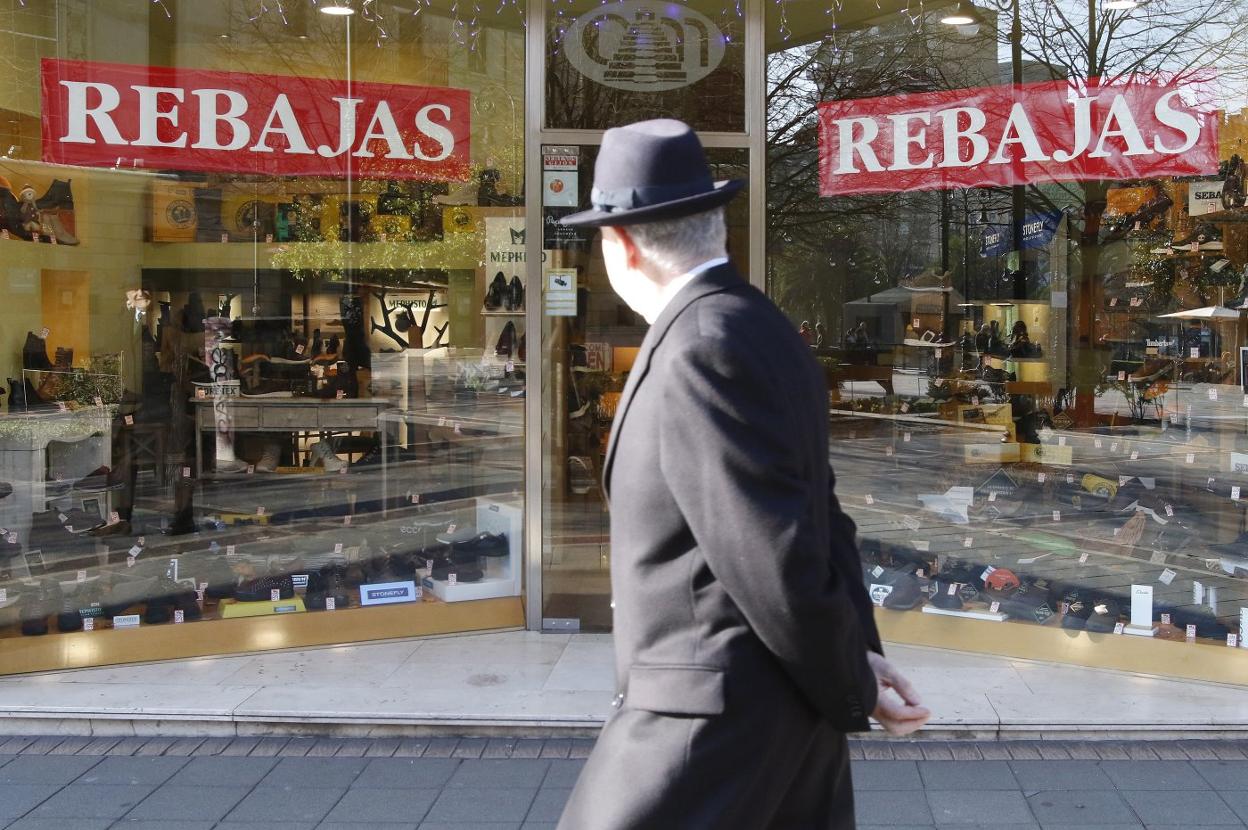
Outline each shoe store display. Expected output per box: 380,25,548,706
495,321,518,357
20,580,61,636
484,272,507,311
450,532,508,557
507,276,524,311
308,440,346,472
235,574,295,602
254,441,282,473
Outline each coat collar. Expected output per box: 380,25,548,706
602,263,744,499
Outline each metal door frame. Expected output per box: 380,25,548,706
522,0,765,630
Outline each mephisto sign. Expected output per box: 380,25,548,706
40,58,471,180
819,77,1218,196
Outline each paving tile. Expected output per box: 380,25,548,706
862,743,895,761
135,738,175,756
334,739,372,757
0,755,101,785
392,738,429,758
928,790,1033,824
522,824,559,830
921,744,954,761
18,738,63,756
1034,826,1143,830
107,822,214,830
257,756,368,789
122,785,250,821
164,756,278,788
541,760,585,789
162,738,205,756
223,785,346,823
453,738,488,759
75,756,188,786
539,739,571,759
247,737,288,757
3,819,111,830
275,737,316,757
447,759,550,790
510,739,544,759
1010,760,1115,792
80,738,121,756
1193,761,1248,790
423,738,461,758
891,743,926,761
219,738,259,757
47,738,91,755
568,739,595,760
321,786,438,823
105,739,148,757
1100,761,1210,790
189,738,230,756
919,760,1018,790
1214,789,1248,823
416,824,521,830
1026,790,1137,825
318,823,419,830
525,788,570,823
855,790,935,825
363,738,400,757
853,761,923,791
0,784,60,819
484,739,517,759
1120,790,1242,825
354,757,460,789
214,823,309,830
28,785,155,819
425,787,539,823
1035,744,1071,761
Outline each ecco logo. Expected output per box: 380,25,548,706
563,0,726,93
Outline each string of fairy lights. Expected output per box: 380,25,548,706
13,0,946,51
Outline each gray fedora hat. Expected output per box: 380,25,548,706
560,119,745,228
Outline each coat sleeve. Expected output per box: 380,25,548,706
657,339,877,732
827,465,884,655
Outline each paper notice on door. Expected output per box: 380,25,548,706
545,269,577,316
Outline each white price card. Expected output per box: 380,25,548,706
903,432,911,443
0,589,7,603
988,492,997,502
1095,439,1103,449
1159,568,1177,585
1186,625,1197,639
1079,552,1089,564
885,446,894,457
964,537,973,548
1052,510,1061,522
1194,581,1205,604
83,618,94,631
1114,622,1126,634
174,609,184,624
446,523,457,534
1243,395,1248,408
128,545,141,558
990,601,1001,613
1209,388,1219,401
1058,436,1067,446
448,573,458,586
77,570,86,582
865,495,874,505
1234,487,1242,501
1192,347,1201,358
1037,473,1046,483
334,543,343,554
1066,474,1075,484
247,464,255,475
913,541,930,552
1230,634,1239,648
1186,453,1195,464
326,597,336,611
1111,442,1119,453
410,494,421,504
226,545,235,555
124,415,134,425
1161,613,1172,625
257,506,266,516
183,466,192,477
1118,371,1126,381
900,402,910,413
343,515,351,524
110,511,120,524
1130,450,1139,460
1165,504,1174,517
270,589,280,602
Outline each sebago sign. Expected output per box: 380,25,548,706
40,58,471,180
819,77,1218,196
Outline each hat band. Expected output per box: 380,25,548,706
591,180,713,212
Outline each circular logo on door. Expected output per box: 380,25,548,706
166,199,195,228
563,0,726,93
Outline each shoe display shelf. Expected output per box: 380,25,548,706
422,498,521,602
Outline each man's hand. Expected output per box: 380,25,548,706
868,652,930,736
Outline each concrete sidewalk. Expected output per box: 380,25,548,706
0,736,1245,828
0,632,1246,737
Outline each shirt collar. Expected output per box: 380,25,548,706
645,257,730,324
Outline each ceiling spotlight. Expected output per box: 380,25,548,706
320,2,355,14
940,2,976,25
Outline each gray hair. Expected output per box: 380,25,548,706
625,207,727,276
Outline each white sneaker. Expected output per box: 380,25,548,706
255,441,281,473
309,441,345,472
568,456,595,495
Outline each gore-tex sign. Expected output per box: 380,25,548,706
819,78,1217,196
41,58,471,180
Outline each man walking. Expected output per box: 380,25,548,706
557,119,929,829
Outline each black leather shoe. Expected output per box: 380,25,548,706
430,560,484,582
22,331,52,371
451,532,508,557
495,322,517,357
484,272,507,311
236,574,295,602
507,276,524,311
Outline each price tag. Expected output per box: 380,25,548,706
1037,472,1046,483
885,446,894,457
448,573,458,586
334,543,343,554
336,389,346,399
1095,439,1103,449
339,465,348,475
1,229,9,239
197,582,207,600
265,233,274,243
506,361,515,372
1058,436,1067,447
903,432,911,443
1234,487,1242,501
981,566,996,580
410,493,421,504
226,545,235,555
1110,442,1119,453
57,513,67,524
1066,474,1074,484
971,396,979,405
343,514,352,524
438,416,447,427
56,401,68,412
1117,371,1126,381
913,540,930,552
1186,453,1195,464
447,523,457,534
220,232,229,243
247,464,255,475
990,601,1001,613
1113,527,1121,537
326,597,336,611
912,317,921,330
127,555,136,567
1079,552,1089,564
270,589,280,601
83,618,94,631
1209,477,1217,489
1110,297,1118,306
865,495,874,505
1130,450,1139,461
1186,624,1197,639
1052,510,1061,522
1161,613,1172,625
454,422,463,435
1159,568,1177,585
183,466,192,478
964,537,973,548
1230,634,1239,648
1209,388,1219,401
1114,622,1126,635
900,402,910,414
0,588,8,603
988,492,997,502
1192,347,1201,358
915,569,925,577
257,506,266,516
127,545,141,558
295,343,305,355
174,609,184,624
1164,504,1174,517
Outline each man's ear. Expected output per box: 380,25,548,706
613,226,641,270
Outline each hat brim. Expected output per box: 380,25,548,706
559,179,745,228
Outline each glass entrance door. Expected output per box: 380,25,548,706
537,143,749,631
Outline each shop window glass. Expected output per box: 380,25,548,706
766,1,1248,662
0,0,526,672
